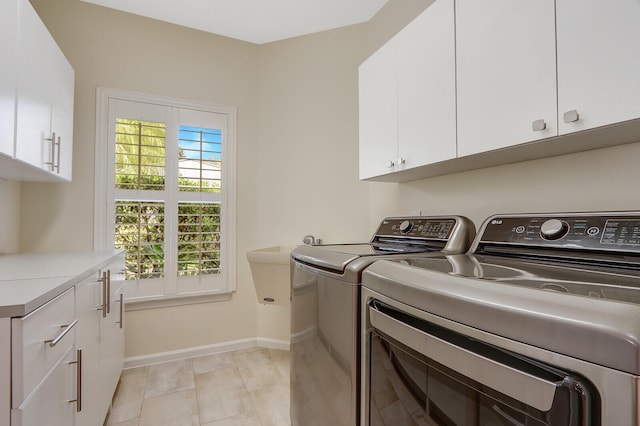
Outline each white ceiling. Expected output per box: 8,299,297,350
79,0,389,45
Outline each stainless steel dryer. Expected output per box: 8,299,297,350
361,212,640,425
290,216,475,426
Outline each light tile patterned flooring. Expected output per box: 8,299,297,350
105,348,291,426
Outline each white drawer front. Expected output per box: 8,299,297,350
12,287,76,407
11,346,76,426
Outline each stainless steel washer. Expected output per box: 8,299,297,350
290,216,475,426
361,212,640,425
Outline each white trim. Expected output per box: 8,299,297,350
94,87,237,302
123,338,290,369
124,291,232,311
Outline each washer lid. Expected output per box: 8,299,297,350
292,243,435,273
363,258,640,375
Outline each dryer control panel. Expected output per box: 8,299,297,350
374,217,455,241
477,213,640,254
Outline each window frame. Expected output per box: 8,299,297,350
94,87,237,308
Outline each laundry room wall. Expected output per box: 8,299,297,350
367,142,640,233
23,0,263,358
21,0,374,357
0,180,20,254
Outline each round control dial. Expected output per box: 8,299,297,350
540,219,569,241
399,220,414,234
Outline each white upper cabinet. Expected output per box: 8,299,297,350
3,0,74,182
359,36,398,180
397,0,456,169
556,0,640,135
359,0,456,180
456,0,557,157
0,0,17,158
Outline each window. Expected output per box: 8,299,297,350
95,88,236,304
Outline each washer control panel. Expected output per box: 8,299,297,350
374,217,456,240
479,213,640,253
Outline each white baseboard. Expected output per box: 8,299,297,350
124,337,290,369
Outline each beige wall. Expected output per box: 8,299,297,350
21,0,373,357
0,180,20,254
367,142,640,234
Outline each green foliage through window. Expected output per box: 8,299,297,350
113,118,223,281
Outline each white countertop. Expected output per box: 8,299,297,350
0,250,123,318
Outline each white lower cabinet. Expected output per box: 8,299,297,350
76,259,125,426
11,347,77,426
1,251,125,426
10,287,80,426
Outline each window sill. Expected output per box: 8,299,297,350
124,291,232,311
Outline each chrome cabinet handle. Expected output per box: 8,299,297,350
532,119,547,131
116,293,124,329
68,349,82,412
45,132,56,171
368,302,558,412
106,270,111,314
55,136,61,173
397,157,405,166
97,271,107,317
44,318,78,348
563,110,579,123
386,160,395,168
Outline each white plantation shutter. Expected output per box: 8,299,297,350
96,89,236,303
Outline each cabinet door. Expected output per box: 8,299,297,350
0,0,17,158
456,0,557,156
75,273,102,426
98,266,125,422
15,0,55,171
50,44,74,180
11,346,76,426
397,0,456,169
358,37,398,180
557,0,640,135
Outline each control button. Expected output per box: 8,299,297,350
515,226,526,234
399,220,413,234
540,219,569,241
587,227,600,236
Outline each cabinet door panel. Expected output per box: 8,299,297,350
50,44,74,180
15,0,54,171
98,267,125,422
456,0,557,156
11,347,76,426
0,0,17,158
397,0,456,168
557,0,640,134
75,273,102,426
359,37,398,180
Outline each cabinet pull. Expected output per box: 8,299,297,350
55,135,61,173
532,119,547,131
386,160,395,168
563,110,580,123
397,157,406,166
106,270,111,314
44,318,78,347
45,131,56,171
116,293,124,329
97,271,107,317
68,349,82,412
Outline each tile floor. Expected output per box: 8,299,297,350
105,347,291,426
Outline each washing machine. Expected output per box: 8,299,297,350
289,215,475,426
